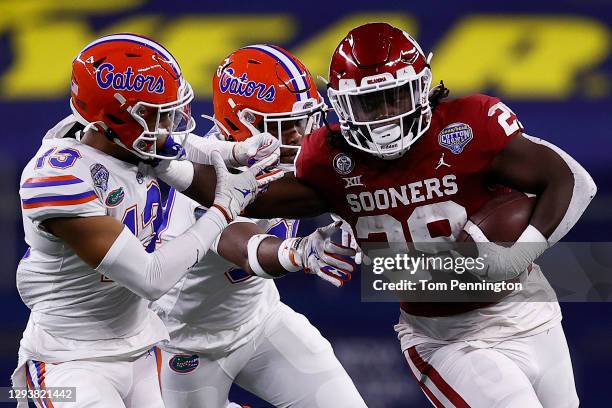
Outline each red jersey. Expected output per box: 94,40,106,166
296,94,523,317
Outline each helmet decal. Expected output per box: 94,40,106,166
96,63,165,94
78,33,181,77
243,44,311,101
218,67,276,102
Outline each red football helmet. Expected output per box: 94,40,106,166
212,45,325,156
328,23,433,159
70,33,195,160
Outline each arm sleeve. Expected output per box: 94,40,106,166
523,134,597,244
96,206,228,301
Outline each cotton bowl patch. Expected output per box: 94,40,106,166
169,354,199,374
90,163,109,192
438,123,473,154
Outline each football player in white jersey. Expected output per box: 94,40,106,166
13,34,286,408
152,46,367,408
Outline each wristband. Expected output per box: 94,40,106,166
517,225,549,245
509,224,549,276
247,234,275,279
278,238,302,272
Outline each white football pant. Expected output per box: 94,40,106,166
159,303,366,408
403,324,579,407
25,347,163,407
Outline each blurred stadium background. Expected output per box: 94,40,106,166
1,0,610,406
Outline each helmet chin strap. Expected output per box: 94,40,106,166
378,149,407,160
78,119,147,160
81,120,108,136
370,124,402,145
115,138,145,158
362,124,415,160
80,120,120,145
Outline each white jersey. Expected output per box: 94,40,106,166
152,191,299,356
17,117,168,362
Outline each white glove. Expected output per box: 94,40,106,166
232,132,280,167
461,221,549,282
210,150,282,222
182,129,279,169
279,221,357,287
338,220,366,265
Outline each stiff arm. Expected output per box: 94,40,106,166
183,166,329,219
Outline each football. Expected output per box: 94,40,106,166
457,191,536,245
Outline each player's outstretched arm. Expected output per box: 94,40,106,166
184,131,280,168
157,130,327,219
43,208,227,301
43,152,279,301
154,132,280,191
244,172,330,219
182,169,329,220
216,220,355,287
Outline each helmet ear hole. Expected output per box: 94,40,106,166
92,57,107,69
75,98,87,111
105,114,125,125
104,126,118,142
224,118,239,132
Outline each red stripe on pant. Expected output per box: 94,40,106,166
407,346,471,408
404,352,445,408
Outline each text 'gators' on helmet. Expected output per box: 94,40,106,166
70,33,195,160
212,45,326,165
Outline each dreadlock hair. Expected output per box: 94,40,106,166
323,115,349,149
428,80,450,110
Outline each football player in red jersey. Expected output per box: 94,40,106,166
173,23,596,407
